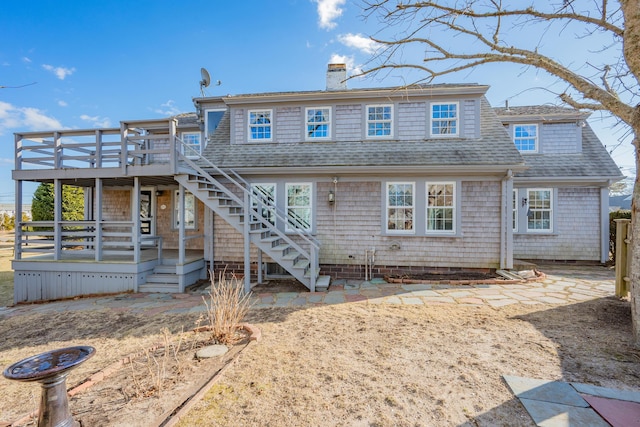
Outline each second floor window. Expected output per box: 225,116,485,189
431,102,458,136
514,124,538,152
249,110,272,141
306,107,331,140
181,132,201,157
206,109,225,140
367,105,393,137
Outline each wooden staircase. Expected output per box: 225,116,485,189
174,155,327,292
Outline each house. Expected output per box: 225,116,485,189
493,105,623,263
11,64,622,303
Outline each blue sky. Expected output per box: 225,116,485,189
0,0,633,203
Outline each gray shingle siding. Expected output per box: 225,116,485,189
202,97,523,170
540,122,581,154
334,104,362,141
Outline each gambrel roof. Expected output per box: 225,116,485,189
198,94,525,174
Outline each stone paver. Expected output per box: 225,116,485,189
0,264,616,318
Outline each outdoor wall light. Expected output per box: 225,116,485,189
328,189,335,204
521,197,528,207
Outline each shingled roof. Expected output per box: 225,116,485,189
200,97,525,173
494,106,623,181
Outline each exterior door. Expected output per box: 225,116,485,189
140,188,156,240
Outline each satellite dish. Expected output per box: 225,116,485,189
200,68,211,96
200,68,211,88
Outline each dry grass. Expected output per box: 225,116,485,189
176,298,640,427
201,271,252,345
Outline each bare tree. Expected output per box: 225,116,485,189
360,1,640,342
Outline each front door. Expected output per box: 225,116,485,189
140,188,156,241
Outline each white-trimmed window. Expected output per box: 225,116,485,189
205,109,225,141
426,182,455,232
431,102,458,136
181,132,201,157
286,183,311,231
386,182,414,233
512,189,518,232
527,189,552,231
514,124,538,152
248,109,272,141
251,183,276,226
367,104,393,137
174,190,196,230
306,107,331,140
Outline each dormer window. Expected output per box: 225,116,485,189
367,104,393,137
306,107,331,140
514,124,538,152
248,109,272,141
430,102,458,136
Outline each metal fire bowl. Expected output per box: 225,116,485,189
3,346,95,382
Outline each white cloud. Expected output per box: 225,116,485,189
57,100,68,107
42,64,76,80
80,114,111,128
154,100,183,117
0,101,63,135
315,0,346,30
22,57,32,63
337,33,381,54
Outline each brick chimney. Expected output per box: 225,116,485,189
326,63,347,91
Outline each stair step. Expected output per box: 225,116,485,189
315,275,331,291
282,251,300,261
176,172,319,291
138,283,180,293
293,259,310,270
154,265,176,274
146,274,179,284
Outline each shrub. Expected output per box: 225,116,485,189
201,271,252,345
610,210,632,261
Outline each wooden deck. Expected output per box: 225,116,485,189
12,249,206,303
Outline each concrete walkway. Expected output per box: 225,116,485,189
0,264,616,319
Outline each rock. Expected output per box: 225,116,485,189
517,270,537,279
196,345,228,359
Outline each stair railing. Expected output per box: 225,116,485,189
175,139,320,268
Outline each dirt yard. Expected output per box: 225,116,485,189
0,247,639,425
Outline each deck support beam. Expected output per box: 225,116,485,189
133,177,141,264
243,191,251,293
14,165,23,261
54,179,62,261
95,178,103,261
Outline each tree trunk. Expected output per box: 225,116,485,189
632,133,640,345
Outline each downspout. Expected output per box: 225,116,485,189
501,170,514,270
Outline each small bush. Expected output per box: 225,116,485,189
202,271,252,345
610,210,632,261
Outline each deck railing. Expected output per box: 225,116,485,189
15,118,178,172
16,220,162,262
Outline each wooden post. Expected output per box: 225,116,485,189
133,177,141,264
95,178,103,261
243,191,251,294
615,218,631,297
54,179,62,261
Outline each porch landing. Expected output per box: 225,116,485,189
12,250,206,304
